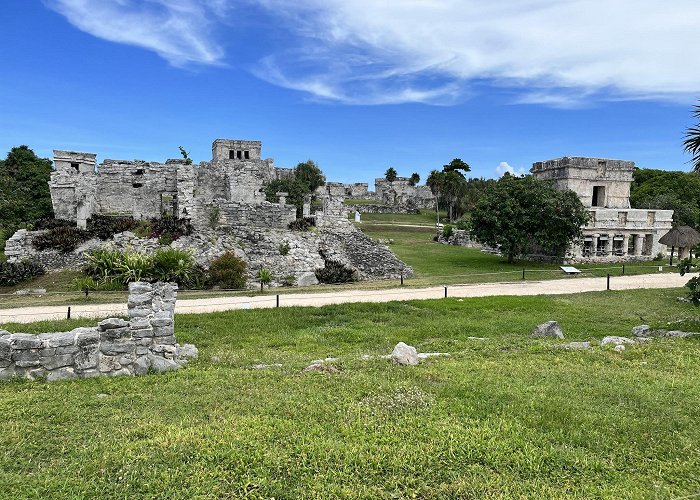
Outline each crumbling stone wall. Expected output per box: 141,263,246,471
0,282,197,382
374,178,435,209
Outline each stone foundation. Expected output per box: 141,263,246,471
0,282,197,382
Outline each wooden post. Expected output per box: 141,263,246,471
670,246,675,266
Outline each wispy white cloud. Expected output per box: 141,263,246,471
45,0,226,66
47,0,700,105
496,162,527,177
250,0,700,105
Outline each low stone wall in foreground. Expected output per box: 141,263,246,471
0,282,197,382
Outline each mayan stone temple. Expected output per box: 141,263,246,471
4,139,412,286
531,157,673,262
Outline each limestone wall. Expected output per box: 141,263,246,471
374,178,435,209
0,282,197,382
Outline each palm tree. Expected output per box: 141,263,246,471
684,102,700,173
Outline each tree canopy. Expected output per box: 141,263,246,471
264,160,326,216
0,145,54,234
471,174,590,263
630,168,700,228
408,173,420,186
426,159,471,222
384,167,397,182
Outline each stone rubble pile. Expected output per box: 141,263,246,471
0,282,197,382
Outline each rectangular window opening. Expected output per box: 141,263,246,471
134,169,144,175
244,150,250,159
237,150,243,159
71,162,79,172
592,186,605,207
229,150,235,160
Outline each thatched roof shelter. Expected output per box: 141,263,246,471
659,226,700,248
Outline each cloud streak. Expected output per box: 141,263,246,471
46,0,226,66
47,0,700,105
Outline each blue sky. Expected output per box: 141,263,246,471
1,1,699,185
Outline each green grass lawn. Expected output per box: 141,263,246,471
0,288,699,498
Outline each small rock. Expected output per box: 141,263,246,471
210,355,221,363
176,343,198,359
631,325,651,337
601,336,635,346
359,354,372,361
96,393,109,398
467,337,488,341
562,341,591,349
303,363,339,373
532,321,564,339
614,345,626,353
310,357,339,364
98,318,129,331
391,342,419,366
147,354,179,373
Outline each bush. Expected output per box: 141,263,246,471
86,214,138,240
679,258,700,305
442,224,454,239
151,216,192,241
32,226,91,252
208,252,247,290
315,260,358,284
279,240,290,256
83,247,201,288
132,220,153,238
72,275,124,292
281,274,297,287
34,218,74,231
288,217,316,231
0,259,46,286
257,268,273,290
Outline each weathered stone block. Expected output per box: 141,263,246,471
152,326,174,337
177,344,198,359
98,318,129,331
12,349,41,367
532,321,564,339
0,338,10,361
136,338,154,347
129,318,151,330
151,344,177,358
38,331,76,348
135,346,149,356
100,341,136,356
131,328,154,339
99,355,122,373
128,293,153,307
109,368,132,377
41,354,74,370
27,367,47,380
39,347,57,357
0,366,16,380
132,356,151,375
47,367,78,382
76,369,100,378
55,345,79,355
128,308,152,319
129,282,153,294
10,333,43,350
100,327,131,341
157,336,177,346
147,353,179,373
75,332,99,370
150,311,173,327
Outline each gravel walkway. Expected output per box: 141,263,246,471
0,273,688,324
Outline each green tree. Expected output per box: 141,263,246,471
0,146,54,237
408,172,420,186
385,167,397,182
443,158,470,177
471,174,590,263
178,146,193,165
264,160,325,216
630,168,700,228
684,102,700,173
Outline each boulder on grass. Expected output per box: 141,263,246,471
391,342,419,366
532,321,564,339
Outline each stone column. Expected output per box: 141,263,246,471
605,234,613,255
302,195,311,218
591,235,599,256
622,234,630,255
633,234,644,256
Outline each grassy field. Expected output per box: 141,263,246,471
0,288,699,498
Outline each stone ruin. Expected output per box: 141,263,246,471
0,282,197,382
5,139,413,285
531,157,673,262
339,177,436,214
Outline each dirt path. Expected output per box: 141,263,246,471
0,273,688,324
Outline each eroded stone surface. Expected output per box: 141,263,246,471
532,321,564,339
391,342,419,366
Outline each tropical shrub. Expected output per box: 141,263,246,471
150,216,192,241
257,268,273,290
442,224,454,239
208,252,247,290
32,226,91,252
279,240,290,256
86,214,138,240
288,217,316,231
0,259,45,286
315,260,358,284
